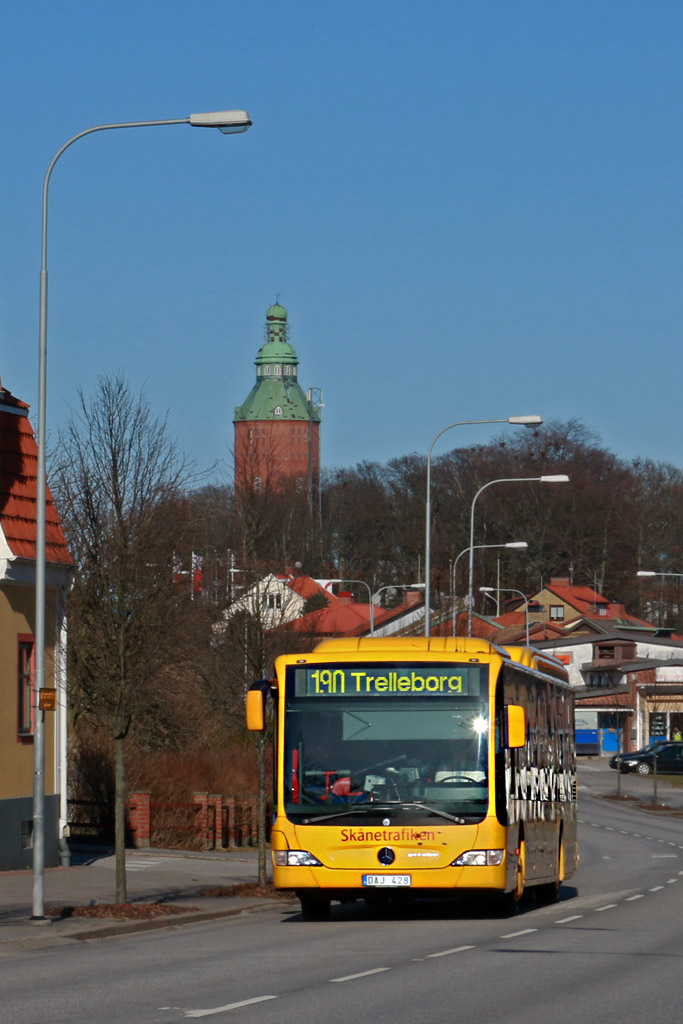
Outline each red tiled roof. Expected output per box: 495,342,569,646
282,598,410,637
280,574,338,603
546,583,607,612
0,386,72,565
430,612,499,639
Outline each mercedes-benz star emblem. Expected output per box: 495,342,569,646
378,847,396,866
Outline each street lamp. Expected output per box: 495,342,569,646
480,586,530,645
424,415,542,636
451,542,527,635
637,571,683,578
467,475,569,636
372,584,425,636
32,109,251,921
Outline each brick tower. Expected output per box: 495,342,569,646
233,303,321,500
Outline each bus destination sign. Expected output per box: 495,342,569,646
293,664,482,698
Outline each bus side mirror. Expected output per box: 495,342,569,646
246,680,271,731
506,705,526,748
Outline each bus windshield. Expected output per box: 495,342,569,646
284,662,490,824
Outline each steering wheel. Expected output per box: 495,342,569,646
435,775,479,785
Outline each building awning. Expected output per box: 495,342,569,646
638,685,683,697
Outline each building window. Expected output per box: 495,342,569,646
598,606,607,616
21,820,33,850
18,637,35,737
267,593,282,610
549,605,565,621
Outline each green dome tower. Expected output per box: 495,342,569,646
234,303,321,496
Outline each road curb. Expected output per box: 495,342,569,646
68,899,291,941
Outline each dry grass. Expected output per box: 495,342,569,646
46,903,198,920
202,882,293,900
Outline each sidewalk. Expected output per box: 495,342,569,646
0,846,292,954
577,756,683,811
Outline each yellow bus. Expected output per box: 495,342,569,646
247,636,577,919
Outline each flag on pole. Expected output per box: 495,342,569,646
192,552,203,595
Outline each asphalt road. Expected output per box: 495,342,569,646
2,777,682,1024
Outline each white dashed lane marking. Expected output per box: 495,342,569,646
185,995,278,1017
330,968,391,983
427,946,476,957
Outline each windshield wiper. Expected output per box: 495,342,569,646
382,801,467,825
299,807,375,824
299,800,467,825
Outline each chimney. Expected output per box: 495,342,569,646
338,590,354,606
550,577,570,587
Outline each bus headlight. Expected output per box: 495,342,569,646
273,850,323,867
452,850,504,867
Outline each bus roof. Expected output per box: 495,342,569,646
312,636,506,657
309,636,569,684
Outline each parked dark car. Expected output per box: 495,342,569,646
608,740,666,770
616,741,683,776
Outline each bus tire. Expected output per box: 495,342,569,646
299,892,331,921
500,838,526,916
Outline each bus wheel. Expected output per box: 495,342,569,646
500,840,526,916
299,892,331,921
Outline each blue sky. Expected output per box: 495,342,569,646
2,2,682,477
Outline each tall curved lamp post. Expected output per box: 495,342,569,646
451,541,527,634
423,415,542,636
480,586,531,645
32,109,251,921
467,475,569,636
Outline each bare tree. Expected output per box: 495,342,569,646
52,374,190,902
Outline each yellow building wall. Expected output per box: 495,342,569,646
527,587,575,624
0,585,57,800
